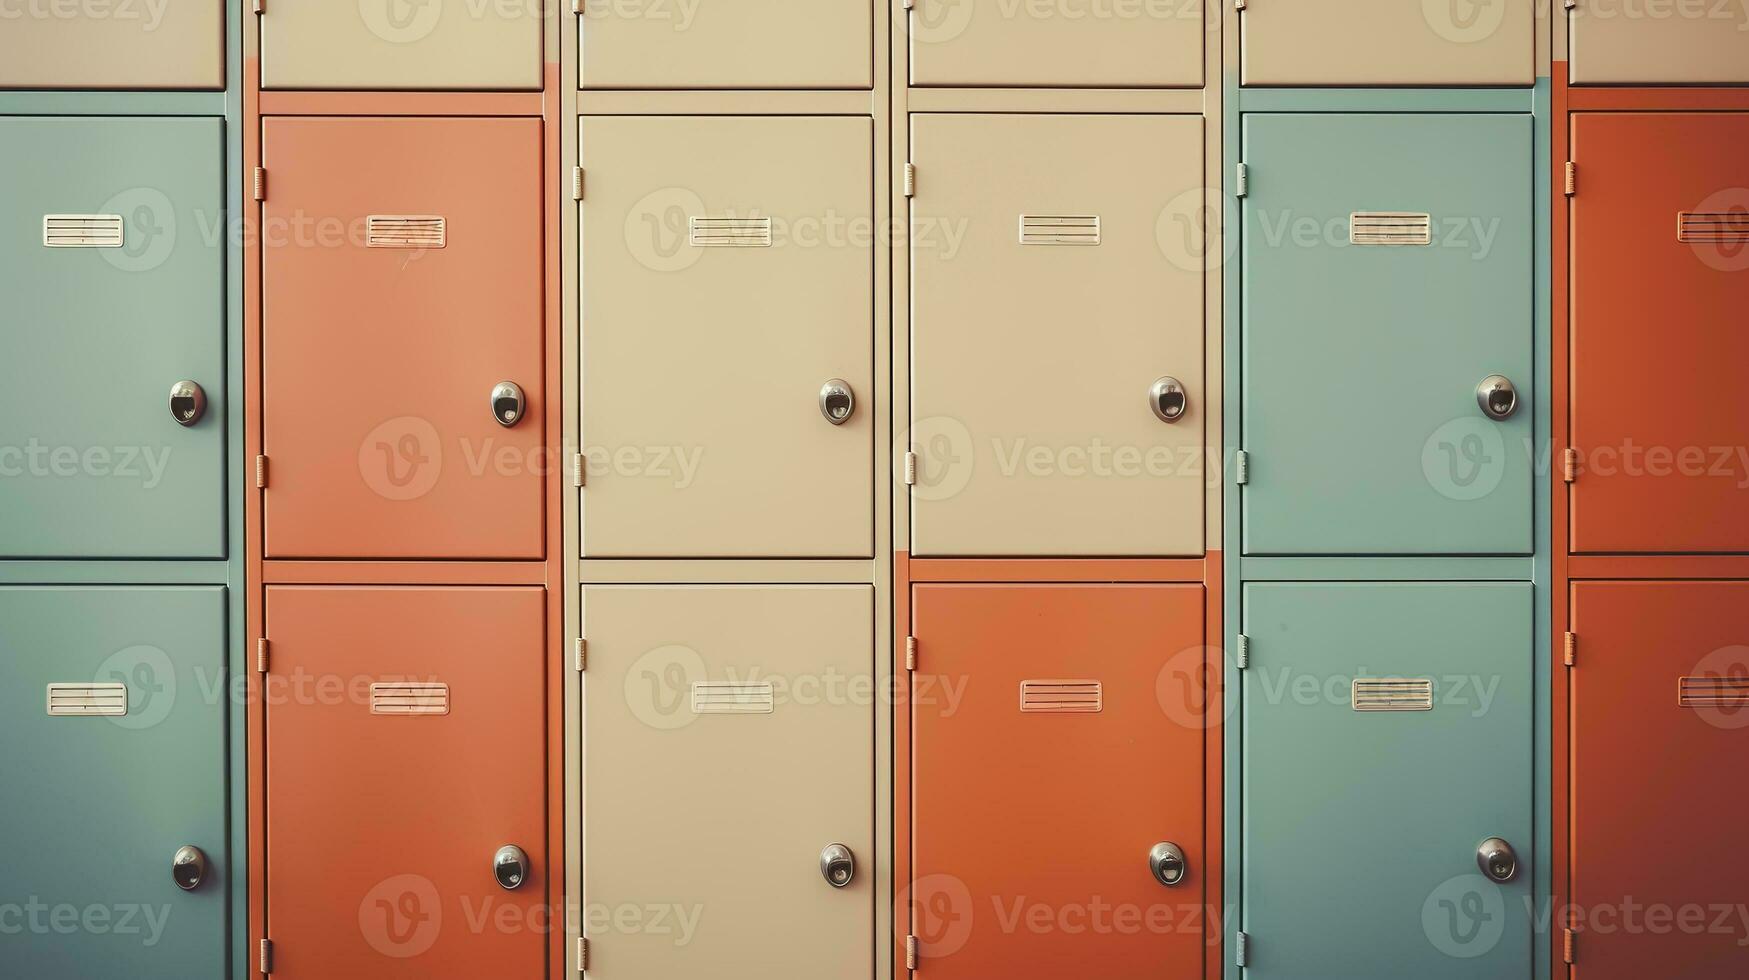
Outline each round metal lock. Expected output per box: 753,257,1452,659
819,379,855,425
1476,375,1519,421
1477,837,1519,883
169,380,207,427
1150,377,1188,424
494,844,529,890
820,843,856,888
172,845,208,892
1149,841,1187,887
491,382,526,428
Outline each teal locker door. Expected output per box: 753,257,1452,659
0,586,227,979
0,117,225,558
1241,582,1533,979
1241,113,1533,555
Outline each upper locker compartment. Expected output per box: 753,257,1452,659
1570,1,1749,83
261,0,542,90
1241,0,1534,86
261,117,544,559
910,114,1204,557
580,116,873,558
582,0,872,88
0,0,222,89
0,117,225,559
908,0,1202,87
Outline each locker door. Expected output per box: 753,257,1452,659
580,117,873,557
1570,113,1749,553
911,114,1204,557
0,117,224,559
1243,582,1533,979
1240,0,1534,86
0,587,226,980
0,1,223,89
260,0,541,90
911,584,1206,979
581,585,873,978
908,0,1202,87
265,586,546,980
581,0,871,89
1571,581,1749,978
1570,5,1749,84
1242,113,1533,555
262,117,543,560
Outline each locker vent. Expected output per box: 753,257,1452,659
1678,675,1749,708
1677,212,1749,245
691,681,775,714
1351,678,1434,712
46,682,127,717
366,215,446,249
1349,212,1432,247
1019,680,1103,713
42,214,124,248
369,682,450,716
688,216,773,248
1019,215,1101,246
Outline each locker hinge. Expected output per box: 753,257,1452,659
578,936,589,971
572,453,586,488
253,0,264,14
571,167,585,202
1235,162,1249,199
1236,634,1250,670
255,455,269,489
1234,450,1250,485
1235,931,1250,967
253,167,267,202
903,0,915,9
571,0,583,12
1564,927,1576,964
1564,162,1577,197
1564,632,1577,668
905,636,918,672
903,451,918,486
1234,0,1246,9
1564,0,1577,10
1563,447,1579,483
256,638,270,674
575,638,587,672
906,935,918,970
903,163,916,198
260,938,274,974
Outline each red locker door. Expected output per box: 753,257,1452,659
1570,113,1749,553
1571,581,1749,978
265,586,546,979
910,584,1206,980
261,117,544,559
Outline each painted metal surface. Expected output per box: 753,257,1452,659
579,116,873,558
0,1,223,89
1240,0,1534,87
261,116,544,560
260,0,542,90
264,585,546,979
1241,112,1533,556
0,586,227,979
580,584,873,978
908,0,1202,87
910,113,1204,557
1241,581,1533,979
910,583,1205,978
0,116,225,559
1569,112,1749,553
1569,4,1749,84
581,0,872,89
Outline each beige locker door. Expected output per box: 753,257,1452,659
261,0,541,90
580,116,874,558
1241,0,1534,86
909,0,1202,87
1570,6,1749,83
0,1,222,89
581,585,874,979
581,0,872,89
910,114,1204,557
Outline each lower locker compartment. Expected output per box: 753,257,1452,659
909,583,1208,979
0,586,228,979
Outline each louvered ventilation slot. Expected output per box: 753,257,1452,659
1020,215,1101,246
688,217,773,248
1677,212,1749,244
1352,678,1435,712
692,681,775,714
366,215,446,249
46,682,127,717
43,214,124,248
1350,212,1432,246
370,682,450,716
1678,676,1749,708
1019,680,1103,713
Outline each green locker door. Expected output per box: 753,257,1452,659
0,117,225,558
0,586,227,979
1241,114,1533,555
1241,582,1533,979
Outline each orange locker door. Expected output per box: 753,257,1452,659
1570,113,1749,553
264,586,547,979
261,117,544,559
1571,581,1749,978
910,584,1206,979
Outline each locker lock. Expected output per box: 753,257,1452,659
819,380,856,425
1476,376,1518,421
1476,837,1519,883
169,380,207,427
1148,841,1188,887
172,845,208,892
493,844,529,890
491,381,526,428
1149,377,1188,424
820,843,856,888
